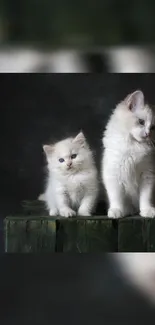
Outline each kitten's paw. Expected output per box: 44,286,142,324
59,207,76,218
38,193,45,201
49,208,58,217
78,208,91,217
140,207,155,218
108,208,124,219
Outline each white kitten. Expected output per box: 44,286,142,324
42,132,99,218
102,90,155,218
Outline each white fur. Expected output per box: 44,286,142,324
42,132,99,218
102,90,155,218
38,193,45,201
115,253,155,303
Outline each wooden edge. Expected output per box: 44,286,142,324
4,215,143,221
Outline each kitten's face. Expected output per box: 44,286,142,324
131,105,155,143
43,132,91,174
123,91,155,143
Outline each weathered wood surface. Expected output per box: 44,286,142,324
5,219,56,253
4,200,155,252
56,219,118,252
118,217,155,252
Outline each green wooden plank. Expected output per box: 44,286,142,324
5,200,155,253
56,218,118,252
118,217,152,252
5,218,56,253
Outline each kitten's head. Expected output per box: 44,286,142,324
43,132,92,174
119,90,155,143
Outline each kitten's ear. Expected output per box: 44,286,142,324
73,131,86,146
125,90,144,112
43,145,54,156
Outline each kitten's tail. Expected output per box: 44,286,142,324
37,193,45,201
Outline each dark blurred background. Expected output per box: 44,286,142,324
1,254,155,325
0,0,155,71
1,0,155,46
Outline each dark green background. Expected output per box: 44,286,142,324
0,0,155,46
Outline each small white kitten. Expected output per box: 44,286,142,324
41,132,99,218
102,90,155,218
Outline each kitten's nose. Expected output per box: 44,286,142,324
146,132,150,137
67,162,72,167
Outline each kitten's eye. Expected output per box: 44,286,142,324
59,158,64,163
138,119,145,126
71,154,77,159
151,125,155,131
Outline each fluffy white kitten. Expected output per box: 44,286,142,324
42,132,99,218
102,90,155,218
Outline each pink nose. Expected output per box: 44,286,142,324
67,162,72,167
146,132,150,137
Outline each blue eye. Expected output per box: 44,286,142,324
59,158,64,163
71,154,77,159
